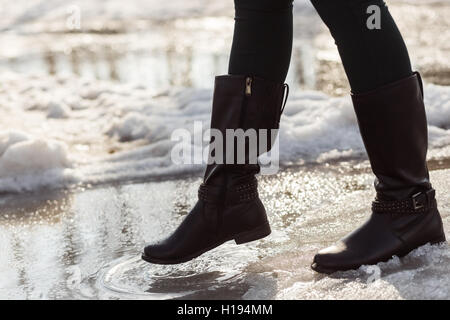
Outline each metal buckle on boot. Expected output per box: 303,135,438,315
372,189,436,214
412,192,425,210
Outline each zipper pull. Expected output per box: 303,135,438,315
245,77,252,96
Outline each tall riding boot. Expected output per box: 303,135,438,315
312,72,446,274
142,75,288,264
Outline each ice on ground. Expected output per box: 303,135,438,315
1,73,450,192
1,166,447,299
275,243,450,300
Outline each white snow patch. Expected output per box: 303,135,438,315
47,101,70,119
1,73,450,193
0,131,75,192
276,243,450,300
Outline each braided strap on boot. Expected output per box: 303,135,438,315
372,189,437,214
198,177,259,206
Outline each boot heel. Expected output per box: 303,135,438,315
430,233,446,245
234,223,271,245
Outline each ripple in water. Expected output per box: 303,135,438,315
98,243,260,299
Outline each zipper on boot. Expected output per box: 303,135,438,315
245,77,252,96
239,76,253,129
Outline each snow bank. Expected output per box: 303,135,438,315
1,73,450,193
0,131,74,193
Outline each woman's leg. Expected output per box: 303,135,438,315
228,0,294,83
311,0,412,93
311,0,446,273
142,1,293,264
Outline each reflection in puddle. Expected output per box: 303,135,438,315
0,165,449,299
0,166,363,299
98,255,236,299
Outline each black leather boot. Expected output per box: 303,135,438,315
312,72,446,274
142,75,288,264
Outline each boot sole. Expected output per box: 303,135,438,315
141,222,271,265
311,233,447,274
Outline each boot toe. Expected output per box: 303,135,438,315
311,242,355,274
142,241,171,263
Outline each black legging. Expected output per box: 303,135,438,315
228,0,413,93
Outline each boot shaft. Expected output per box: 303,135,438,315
204,75,288,184
351,72,431,200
